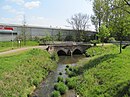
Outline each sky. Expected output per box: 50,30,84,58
0,0,95,30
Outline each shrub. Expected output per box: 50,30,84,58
51,91,61,97
64,35,74,41
69,67,73,71
57,76,64,82
54,82,68,94
65,77,77,89
108,37,116,42
39,35,52,44
51,52,59,62
90,40,100,46
65,67,76,77
33,79,39,87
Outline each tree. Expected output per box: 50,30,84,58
92,0,130,53
57,31,62,41
92,0,104,31
97,24,110,46
109,0,130,53
67,13,89,41
112,0,130,14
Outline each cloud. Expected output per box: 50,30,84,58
2,5,16,13
0,14,23,24
24,1,41,9
2,5,25,16
6,0,24,5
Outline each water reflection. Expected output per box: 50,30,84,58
58,55,85,64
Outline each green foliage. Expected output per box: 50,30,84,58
64,35,74,41
57,76,64,82
86,45,117,57
0,41,39,52
72,45,130,97
51,91,61,97
50,52,59,62
40,35,52,44
33,36,40,42
54,82,68,94
90,40,100,46
65,77,77,89
108,37,116,42
0,49,57,97
92,0,130,53
65,66,76,77
57,31,62,41
97,24,110,43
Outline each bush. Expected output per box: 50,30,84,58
108,37,116,42
65,78,77,89
54,82,68,94
65,66,76,77
33,79,39,87
51,52,59,62
57,76,64,82
40,36,52,44
69,67,73,71
90,40,100,46
64,35,74,41
51,90,61,97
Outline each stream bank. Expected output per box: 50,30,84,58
31,55,85,97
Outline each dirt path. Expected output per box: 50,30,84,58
0,46,48,56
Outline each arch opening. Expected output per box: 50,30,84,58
73,49,82,55
57,50,67,56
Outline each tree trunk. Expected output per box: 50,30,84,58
119,37,122,54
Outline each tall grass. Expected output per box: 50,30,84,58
0,49,58,97
70,45,130,97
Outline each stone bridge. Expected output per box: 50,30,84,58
47,43,92,56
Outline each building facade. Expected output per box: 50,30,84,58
0,24,96,41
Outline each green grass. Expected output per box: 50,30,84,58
70,45,130,97
0,49,58,97
0,41,39,52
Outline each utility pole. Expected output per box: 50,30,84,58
22,15,26,46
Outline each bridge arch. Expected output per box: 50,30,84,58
73,49,82,55
72,46,83,55
57,50,67,56
56,48,68,56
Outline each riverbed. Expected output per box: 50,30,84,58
31,55,85,97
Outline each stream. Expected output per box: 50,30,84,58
31,55,85,97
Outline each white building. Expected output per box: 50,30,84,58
0,24,96,41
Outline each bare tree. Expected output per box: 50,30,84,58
67,13,89,41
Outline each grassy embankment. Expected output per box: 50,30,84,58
0,49,58,97
67,45,130,97
0,41,39,52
